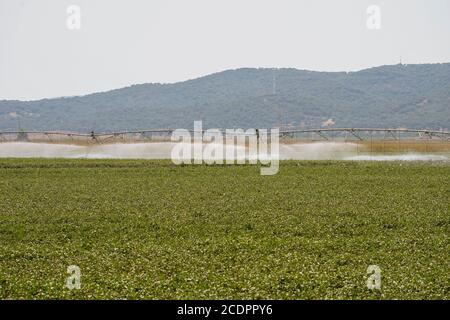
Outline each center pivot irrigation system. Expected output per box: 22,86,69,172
0,128,449,144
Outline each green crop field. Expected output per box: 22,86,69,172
0,159,448,299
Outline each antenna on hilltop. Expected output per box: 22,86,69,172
272,71,277,95
17,117,22,131
272,69,285,129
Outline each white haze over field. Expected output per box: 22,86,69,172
0,142,448,161
344,154,449,161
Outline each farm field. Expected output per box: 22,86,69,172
0,159,448,299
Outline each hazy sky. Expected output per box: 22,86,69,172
1,0,449,100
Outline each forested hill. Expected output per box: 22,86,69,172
1,63,449,132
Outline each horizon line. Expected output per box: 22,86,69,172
2,61,449,103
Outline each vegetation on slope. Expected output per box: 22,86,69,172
1,63,449,132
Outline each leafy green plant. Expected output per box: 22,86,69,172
0,159,448,299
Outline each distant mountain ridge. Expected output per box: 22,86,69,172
1,63,449,132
